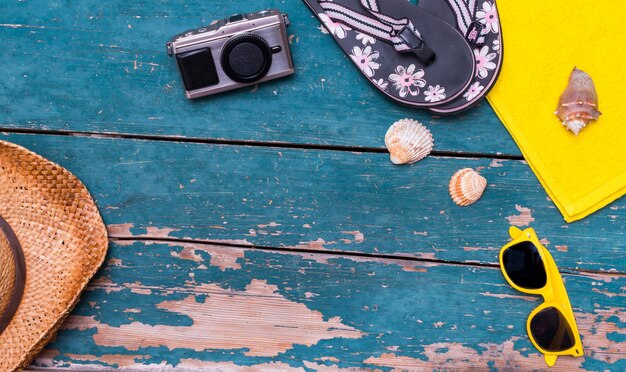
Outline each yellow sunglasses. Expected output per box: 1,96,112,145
499,226,584,367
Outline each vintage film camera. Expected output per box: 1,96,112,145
167,10,295,99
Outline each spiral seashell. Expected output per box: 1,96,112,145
555,68,602,135
384,119,434,165
449,168,487,207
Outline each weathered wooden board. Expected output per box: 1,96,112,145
0,0,519,155
4,133,624,274
3,2,624,369
32,240,626,370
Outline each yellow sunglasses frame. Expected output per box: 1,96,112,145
499,226,584,367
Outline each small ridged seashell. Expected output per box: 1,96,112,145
384,119,434,165
555,68,601,135
449,168,487,207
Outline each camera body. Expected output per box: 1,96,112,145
167,10,295,99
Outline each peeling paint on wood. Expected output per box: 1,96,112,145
107,224,179,239
294,238,335,251
480,292,540,302
176,360,304,371
506,205,536,227
107,223,135,237
64,354,150,368
4,134,625,273
63,279,363,357
489,159,506,168
169,243,245,271
28,241,626,370
2,1,625,368
341,231,365,244
302,360,364,371
556,245,569,252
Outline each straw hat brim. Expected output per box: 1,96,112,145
0,140,108,371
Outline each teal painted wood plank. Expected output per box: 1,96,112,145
3,133,624,273
0,0,519,155
32,241,626,370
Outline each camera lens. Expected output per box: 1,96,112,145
220,34,272,83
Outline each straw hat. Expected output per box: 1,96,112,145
0,140,108,371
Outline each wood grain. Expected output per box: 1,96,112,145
0,0,519,155
31,240,626,370
4,133,624,274
2,1,624,370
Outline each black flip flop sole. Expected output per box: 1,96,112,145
419,0,503,114
302,0,476,107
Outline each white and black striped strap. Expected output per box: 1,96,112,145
319,0,435,63
447,0,485,46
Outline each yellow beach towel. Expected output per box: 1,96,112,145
488,0,626,222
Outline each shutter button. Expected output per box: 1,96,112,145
228,14,245,23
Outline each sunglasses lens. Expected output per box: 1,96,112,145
502,241,547,289
530,307,575,352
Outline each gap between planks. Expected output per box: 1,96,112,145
0,127,523,160
109,237,626,278
3,128,618,277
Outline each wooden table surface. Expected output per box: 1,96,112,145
2,0,625,370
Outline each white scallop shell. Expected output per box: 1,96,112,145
384,119,434,165
449,168,487,207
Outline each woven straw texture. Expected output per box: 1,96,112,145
0,140,108,371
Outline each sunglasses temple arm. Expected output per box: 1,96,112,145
544,354,558,367
508,226,524,239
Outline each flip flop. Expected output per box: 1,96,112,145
302,0,475,107
419,0,503,114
